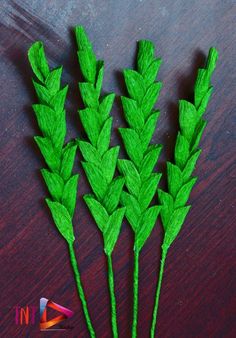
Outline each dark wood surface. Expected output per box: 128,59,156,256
1,1,235,337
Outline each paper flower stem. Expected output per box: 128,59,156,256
68,242,96,337
118,40,162,338
28,41,96,338
75,26,125,338
150,247,167,338
132,249,139,338
150,47,218,337
107,254,118,338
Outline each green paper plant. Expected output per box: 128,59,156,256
150,47,218,338
75,26,126,338
27,27,218,338
118,40,162,338
28,42,95,338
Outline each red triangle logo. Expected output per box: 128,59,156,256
40,297,73,330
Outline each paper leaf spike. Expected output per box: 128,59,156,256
28,41,95,338
75,26,125,338
118,40,163,338
150,47,218,338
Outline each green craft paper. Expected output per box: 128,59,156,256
118,39,163,338
28,42,77,239
28,41,96,338
150,47,218,338
118,41,162,254
27,33,218,338
75,25,124,338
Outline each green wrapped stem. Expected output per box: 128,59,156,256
132,249,139,338
68,242,96,338
150,248,167,338
107,254,118,338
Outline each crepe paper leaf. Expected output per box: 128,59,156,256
103,207,126,255
135,206,161,250
28,41,95,338
41,169,64,201
150,47,218,338
118,39,163,338
75,26,124,338
62,174,79,217
46,199,75,242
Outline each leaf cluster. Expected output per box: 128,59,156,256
28,42,78,243
159,47,218,250
118,40,163,252
75,26,125,255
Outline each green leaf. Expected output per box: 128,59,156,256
60,144,77,181
45,67,62,94
197,87,213,117
33,104,66,151
33,80,50,104
46,199,75,242
79,82,99,108
174,177,197,208
62,174,79,217
49,86,68,113
101,146,119,184
28,41,50,82
77,49,97,83
137,40,155,75
34,136,60,172
51,110,66,151
102,177,125,214
191,119,207,151
141,82,162,119
118,159,141,198
158,189,174,231
140,111,159,151
82,162,108,200
103,207,126,255
121,96,144,132
33,104,55,138
123,69,146,102
78,140,101,164
79,107,101,146
179,100,198,142
140,144,162,180
41,169,64,201
163,206,191,248
96,117,112,155
167,162,183,198
75,25,93,52
182,150,201,182
99,94,115,120
84,194,108,232
119,128,143,167
120,191,141,232
143,59,162,87
135,206,161,251
174,133,190,170
194,69,209,109
206,47,218,76
194,47,218,108
138,173,161,211
96,61,104,93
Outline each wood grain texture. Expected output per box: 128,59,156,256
0,1,235,337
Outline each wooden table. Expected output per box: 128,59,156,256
1,1,235,337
